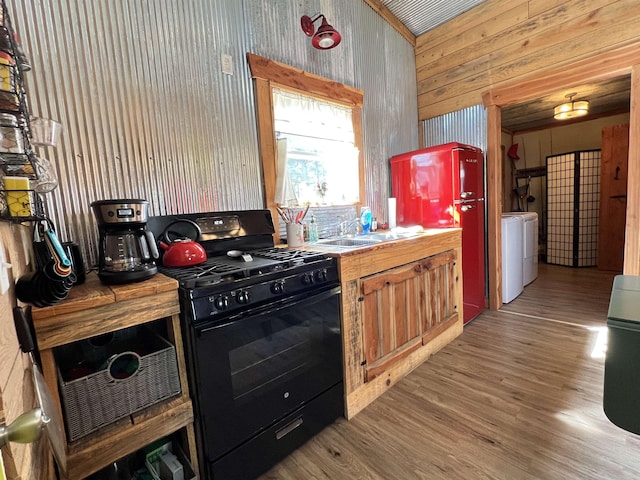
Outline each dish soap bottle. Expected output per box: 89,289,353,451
360,206,372,234
308,214,319,242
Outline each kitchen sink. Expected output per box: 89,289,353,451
315,237,382,247
362,231,421,241
313,229,423,248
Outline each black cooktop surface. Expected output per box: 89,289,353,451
159,247,329,289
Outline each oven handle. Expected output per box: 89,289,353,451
275,416,304,440
195,284,341,334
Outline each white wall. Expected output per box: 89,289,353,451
504,113,629,215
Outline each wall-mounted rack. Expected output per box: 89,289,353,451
0,0,45,221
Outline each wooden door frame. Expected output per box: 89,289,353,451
482,42,640,310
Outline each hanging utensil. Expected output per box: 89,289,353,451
42,221,72,278
16,219,75,307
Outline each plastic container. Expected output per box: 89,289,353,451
30,117,62,147
604,275,640,435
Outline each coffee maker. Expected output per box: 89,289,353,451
91,199,159,284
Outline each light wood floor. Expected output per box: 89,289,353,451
259,263,640,479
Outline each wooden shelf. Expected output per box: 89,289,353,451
31,272,198,480
64,398,194,480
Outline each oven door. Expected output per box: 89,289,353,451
192,284,342,462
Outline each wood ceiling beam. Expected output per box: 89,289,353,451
362,0,416,46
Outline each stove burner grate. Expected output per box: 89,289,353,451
251,247,325,262
160,261,241,287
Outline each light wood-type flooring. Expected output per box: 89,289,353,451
259,263,640,479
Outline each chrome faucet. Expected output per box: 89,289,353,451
338,217,360,236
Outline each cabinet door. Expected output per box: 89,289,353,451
361,262,423,382
419,250,459,344
360,250,458,382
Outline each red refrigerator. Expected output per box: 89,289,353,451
390,142,485,324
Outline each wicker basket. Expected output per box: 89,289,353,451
55,326,181,442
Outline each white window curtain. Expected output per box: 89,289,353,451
273,88,354,141
274,137,298,205
272,88,359,206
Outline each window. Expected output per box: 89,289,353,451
273,88,359,206
247,53,365,238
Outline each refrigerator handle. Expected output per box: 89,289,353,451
460,191,475,199
461,205,476,212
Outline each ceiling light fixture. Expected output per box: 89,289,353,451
300,14,342,50
554,93,589,120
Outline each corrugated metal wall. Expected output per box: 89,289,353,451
421,104,488,295
9,0,418,267
422,104,487,154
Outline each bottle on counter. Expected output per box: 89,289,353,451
308,214,318,242
360,206,372,234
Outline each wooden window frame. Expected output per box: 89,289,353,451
247,53,365,240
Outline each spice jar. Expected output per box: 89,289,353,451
0,112,25,153
0,26,12,54
0,52,19,111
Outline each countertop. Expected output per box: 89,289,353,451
294,227,462,284
289,227,461,258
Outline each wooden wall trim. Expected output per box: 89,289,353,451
251,77,278,239
417,0,640,121
624,64,640,275
247,53,364,107
353,106,366,210
482,52,640,302
361,0,416,46
483,42,640,107
486,105,503,310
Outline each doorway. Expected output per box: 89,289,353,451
483,48,640,310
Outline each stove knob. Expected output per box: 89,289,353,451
271,280,285,294
315,268,328,282
214,295,230,310
301,273,314,285
236,290,250,304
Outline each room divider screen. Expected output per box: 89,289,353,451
546,150,601,267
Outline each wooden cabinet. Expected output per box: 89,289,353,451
30,273,198,480
334,228,463,419
360,250,458,382
599,124,629,271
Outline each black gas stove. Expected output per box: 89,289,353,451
148,209,343,480
161,246,338,321
147,210,338,322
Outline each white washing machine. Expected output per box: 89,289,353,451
503,212,539,286
502,215,523,303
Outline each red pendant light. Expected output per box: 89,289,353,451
300,15,342,50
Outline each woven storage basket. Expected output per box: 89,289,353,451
55,326,181,441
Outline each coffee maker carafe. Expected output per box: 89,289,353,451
91,199,159,284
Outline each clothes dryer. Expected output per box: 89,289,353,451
503,212,538,285
502,215,523,303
